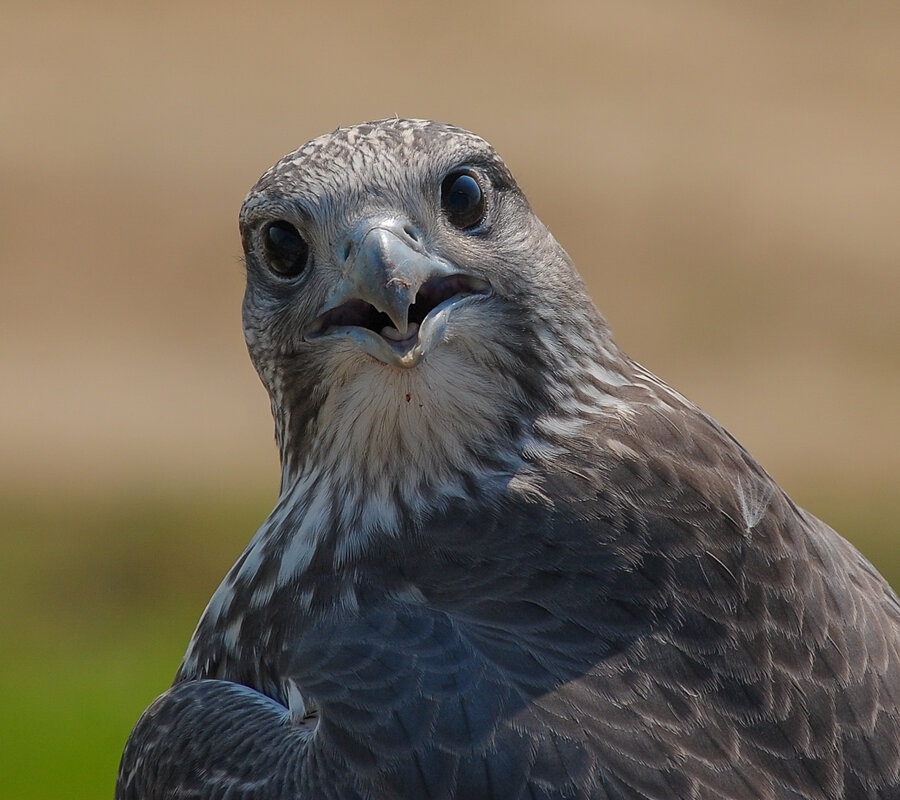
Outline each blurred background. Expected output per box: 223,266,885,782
1,1,897,797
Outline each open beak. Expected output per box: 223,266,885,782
305,218,489,368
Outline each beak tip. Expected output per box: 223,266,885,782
390,312,410,336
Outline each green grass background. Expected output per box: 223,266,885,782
0,491,270,800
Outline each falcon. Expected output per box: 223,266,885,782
117,119,900,799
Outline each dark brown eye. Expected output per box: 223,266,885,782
263,221,309,277
440,170,485,230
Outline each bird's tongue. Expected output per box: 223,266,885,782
380,321,419,343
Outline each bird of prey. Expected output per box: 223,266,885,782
117,119,900,799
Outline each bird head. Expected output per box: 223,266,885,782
239,119,617,496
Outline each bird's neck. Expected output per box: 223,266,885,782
180,324,648,681
264,312,640,576
276,344,539,492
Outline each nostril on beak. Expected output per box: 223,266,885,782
341,239,353,262
402,224,419,243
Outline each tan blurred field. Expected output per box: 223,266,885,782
1,2,898,797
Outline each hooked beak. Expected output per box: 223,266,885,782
305,218,490,368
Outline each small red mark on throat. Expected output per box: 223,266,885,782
405,393,412,403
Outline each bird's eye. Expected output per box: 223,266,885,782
440,170,485,230
262,221,309,278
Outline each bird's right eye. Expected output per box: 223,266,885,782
263,221,309,278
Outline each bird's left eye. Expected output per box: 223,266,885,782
263,221,309,278
441,170,485,230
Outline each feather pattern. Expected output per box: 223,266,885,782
117,119,900,800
